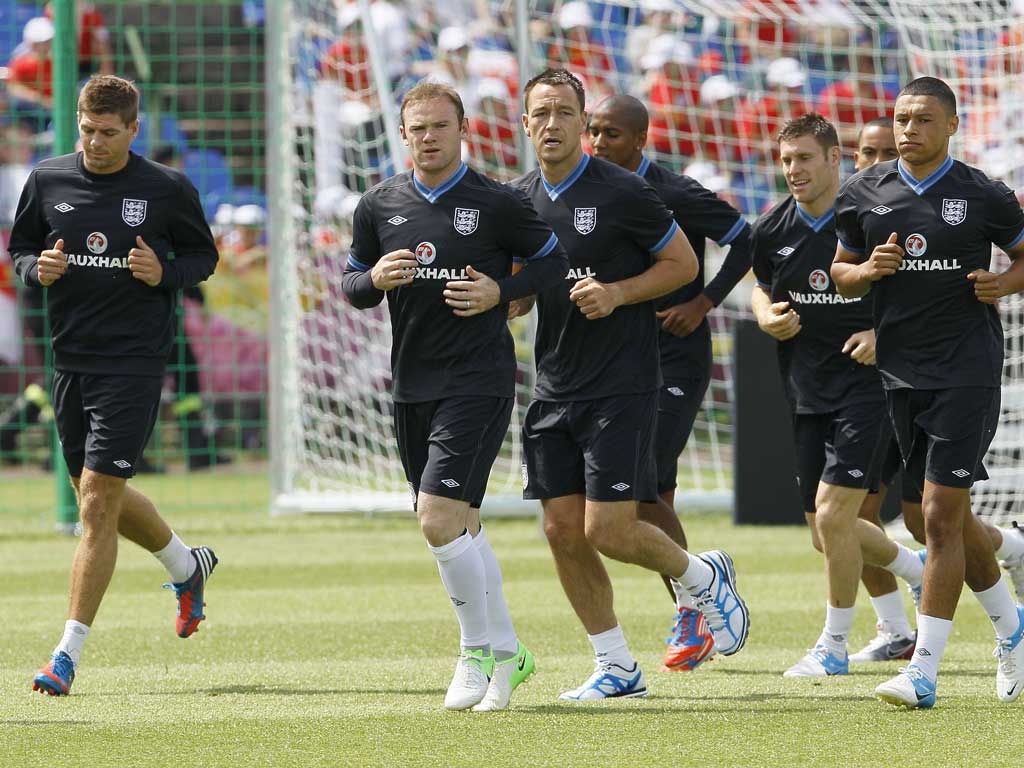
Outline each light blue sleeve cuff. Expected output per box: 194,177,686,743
837,239,866,256
717,217,748,246
346,253,372,272
650,221,681,253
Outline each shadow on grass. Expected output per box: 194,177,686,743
4,720,96,725
198,685,448,696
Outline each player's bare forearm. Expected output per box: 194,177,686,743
831,258,871,298
614,231,697,306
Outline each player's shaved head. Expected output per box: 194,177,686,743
898,77,957,117
856,117,891,145
590,95,649,134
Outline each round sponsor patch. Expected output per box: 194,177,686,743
808,268,829,292
86,232,108,254
905,233,927,258
415,241,436,265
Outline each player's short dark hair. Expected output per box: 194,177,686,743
777,113,839,153
898,76,957,116
400,80,465,127
523,68,586,113
591,94,649,133
856,117,893,144
78,75,140,125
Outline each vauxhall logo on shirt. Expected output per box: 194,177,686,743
409,241,468,280
898,233,961,271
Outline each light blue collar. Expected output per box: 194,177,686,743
795,204,835,233
635,155,652,177
541,153,589,201
413,163,468,204
897,155,953,196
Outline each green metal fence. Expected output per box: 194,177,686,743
0,1,269,524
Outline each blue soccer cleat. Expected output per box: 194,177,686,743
164,546,218,638
876,665,937,709
559,660,647,701
692,550,750,656
995,605,1024,703
783,643,849,677
32,651,75,696
908,549,927,611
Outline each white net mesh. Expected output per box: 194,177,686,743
270,0,1024,521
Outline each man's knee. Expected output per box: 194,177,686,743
542,497,586,552
583,502,634,560
814,484,861,541
417,493,469,547
77,471,125,530
922,492,968,544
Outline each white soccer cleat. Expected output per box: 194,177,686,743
691,550,750,656
995,606,1024,703
875,665,936,709
472,643,535,712
558,660,647,701
444,649,494,711
783,644,849,677
1000,523,1024,606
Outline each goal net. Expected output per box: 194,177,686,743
268,0,1024,522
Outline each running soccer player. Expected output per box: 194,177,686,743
11,75,219,696
587,94,752,673
749,113,926,680
849,119,1024,661
341,81,568,711
514,68,749,701
833,77,1024,708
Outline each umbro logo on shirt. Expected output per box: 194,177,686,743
666,387,685,397
871,205,892,215
387,216,407,226
777,246,795,256
54,202,75,213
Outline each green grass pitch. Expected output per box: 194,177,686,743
1,474,1022,767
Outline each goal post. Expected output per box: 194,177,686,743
268,0,1024,522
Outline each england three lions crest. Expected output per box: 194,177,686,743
574,207,597,235
942,198,967,226
453,208,479,236
122,198,148,227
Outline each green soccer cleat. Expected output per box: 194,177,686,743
472,642,536,712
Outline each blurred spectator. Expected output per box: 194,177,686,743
423,26,483,112
736,57,812,163
733,0,801,63
465,77,518,177
546,1,616,103
816,48,895,145
6,17,55,131
332,1,411,86
625,0,684,71
641,35,700,159
205,204,269,333
698,74,743,165
44,1,113,77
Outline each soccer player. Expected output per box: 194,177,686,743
849,119,1024,661
833,77,1024,708
586,94,752,673
341,81,568,711
749,113,927,679
513,68,749,701
10,75,219,696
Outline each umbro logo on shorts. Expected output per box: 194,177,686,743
952,468,970,478
387,216,407,226
611,482,630,492
441,478,460,488
667,387,685,397
848,469,864,478
113,459,132,469
54,202,75,213
871,205,892,215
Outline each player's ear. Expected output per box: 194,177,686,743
948,113,959,137
399,122,408,145
460,117,469,139
521,112,530,136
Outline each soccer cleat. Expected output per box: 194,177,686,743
1000,522,1024,606
876,665,937,709
32,651,75,696
995,605,1024,703
907,549,927,612
783,644,849,677
558,659,647,701
849,625,916,663
444,648,495,710
472,642,535,711
691,550,750,656
164,546,218,638
661,606,716,671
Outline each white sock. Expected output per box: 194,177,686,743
587,624,635,669
54,620,90,666
885,544,924,587
680,553,714,595
472,526,518,659
819,604,855,656
995,526,1024,561
670,577,696,610
153,532,194,583
911,614,952,681
869,590,913,637
973,580,1022,639
429,530,489,650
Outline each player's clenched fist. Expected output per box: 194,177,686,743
967,269,1004,304
37,238,68,286
861,231,903,281
569,277,622,320
758,300,801,341
371,249,418,291
128,236,163,286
